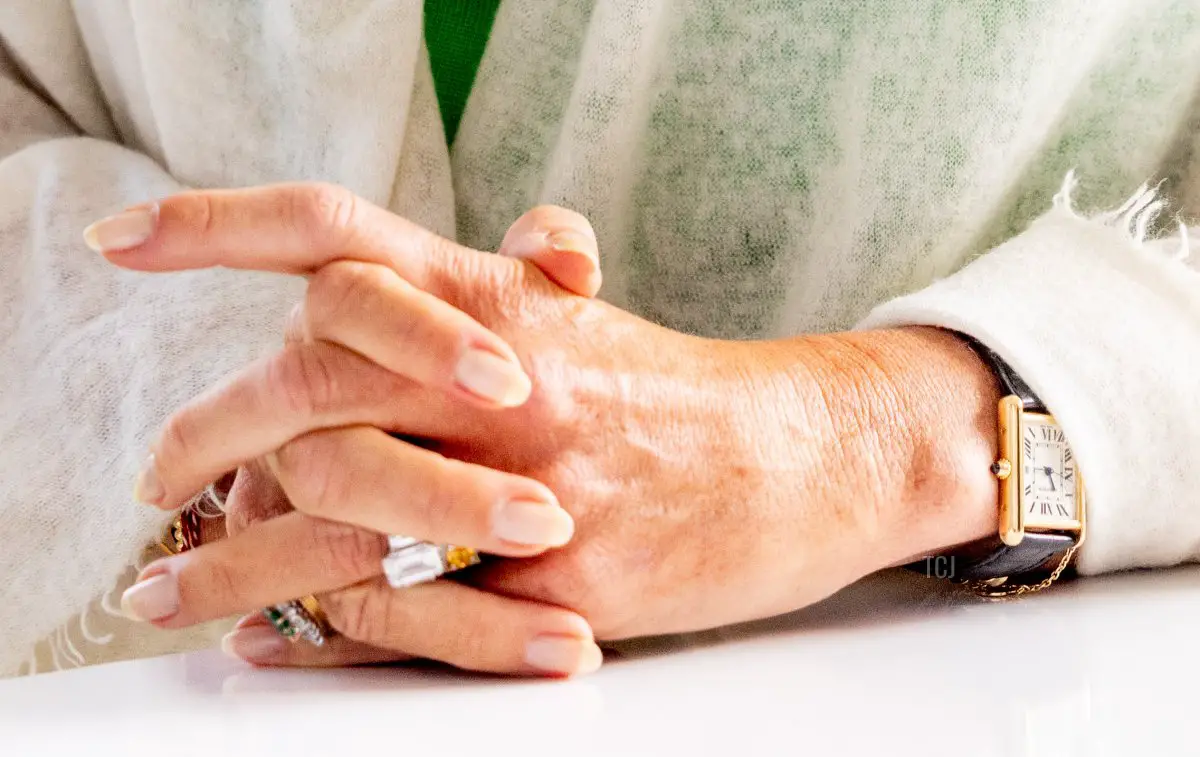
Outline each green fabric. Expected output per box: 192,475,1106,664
424,0,502,145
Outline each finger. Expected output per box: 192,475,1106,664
86,183,520,303
143,341,465,509
222,614,410,668
320,577,603,677
222,461,292,537
302,260,530,407
121,511,388,628
498,205,602,297
267,426,573,556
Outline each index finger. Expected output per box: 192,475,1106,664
84,182,515,301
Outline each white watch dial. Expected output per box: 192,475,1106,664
1021,416,1078,528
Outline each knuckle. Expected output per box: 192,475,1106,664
441,606,493,664
275,434,346,518
207,561,244,606
179,554,244,612
324,586,389,644
192,193,218,237
413,454,471,539
441,240,524,304
306,261,392,329
483,269,531,327
288,182,361,240
306,520,385,581
262,346,338,419
167,191,219,238
157,408,202,474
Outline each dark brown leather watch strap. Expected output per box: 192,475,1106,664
909,533,1075,581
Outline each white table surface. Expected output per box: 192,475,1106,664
2,566,1196,757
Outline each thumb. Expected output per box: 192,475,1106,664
497,205,602,297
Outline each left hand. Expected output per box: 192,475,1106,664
103,184,1000,676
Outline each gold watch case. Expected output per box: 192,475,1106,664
995,395,1086,548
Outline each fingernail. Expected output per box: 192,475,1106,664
222,626,286,664
233,613,273,631
508,228,595,258
134,453,165,505
524,635,604,676
454,348,532,407
504,230,550,259
493,498,575,547
83,204,158,253
545,229,596,256
120,572,179,622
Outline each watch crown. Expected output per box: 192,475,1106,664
991,459,1012,479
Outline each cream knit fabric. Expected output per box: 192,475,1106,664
1,0,1199,677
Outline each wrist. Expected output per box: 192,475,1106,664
799,327,1001,567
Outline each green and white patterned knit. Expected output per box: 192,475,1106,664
451,1,1200,336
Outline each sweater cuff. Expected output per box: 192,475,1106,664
857,192,1200,575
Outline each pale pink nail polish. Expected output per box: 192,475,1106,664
83,204,158,253
222,626,286,664
454,348,532,407
524,635,604,675
493,498,575,547
133,453,165,505
507,229,595,261
120,573,179,622
545,229,595,256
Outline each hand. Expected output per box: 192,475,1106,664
94,184,610,675
103,184,1001,677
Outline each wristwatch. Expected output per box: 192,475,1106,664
908,333,1086,598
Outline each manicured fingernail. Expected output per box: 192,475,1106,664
546,229,596,256
134,453,165,505
454,348,532,407
83,204,158,253
493,498,575,547
120,572,179,622
233,613,273,631
507,229,597,264
222,626,286,664
524,635,604,676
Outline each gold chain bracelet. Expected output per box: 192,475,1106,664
966,545,1079,600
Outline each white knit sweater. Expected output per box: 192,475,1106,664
2,0,1199,677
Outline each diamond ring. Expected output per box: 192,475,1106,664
381,535,480,589
263,594,331,646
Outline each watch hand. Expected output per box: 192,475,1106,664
1042,466,1056,491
